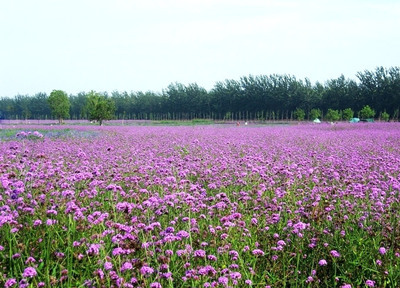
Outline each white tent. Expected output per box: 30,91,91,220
313,118,321,123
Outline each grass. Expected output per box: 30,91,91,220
0,128,98,141
148,119,215,126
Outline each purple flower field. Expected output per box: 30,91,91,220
1,123,400,287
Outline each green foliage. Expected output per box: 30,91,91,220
0,129,98,141
325,109,340,122
381,111,390,121
224,112,232,120
342,108,354,121
357,67,400,114
190,119,214,125
1,66,400,121
86,91,116,125
48,90,70,124
293,108,305,121
309,108,321,120
359,105,375,119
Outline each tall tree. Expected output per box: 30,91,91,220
86,91,115,125
30,92,50,119
210,79,242,119
69,92,89,120
14,95,32,120
48,90,70,124
185,83,209,116
0,97,15,119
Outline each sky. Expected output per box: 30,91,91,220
1,0,399,97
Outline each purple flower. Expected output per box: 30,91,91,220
46,219,57,225
165,226,174,233
318,259,328,266
12,253,21,259
277,240,286,246
112,247,124,256
54,252,65,258
365,280,375,287
293,221,308,231
218,276,228,286
245,279,252,285
22,267,37,278
33,131,43,138
159,264,169,271
95,269,104,280
5,278,17,288
330,250,340,258
19,279,28,288
379,247,386,255
104,262,113,270
130,277,138,284
25,257,36,264
86,243,101,255
229,250,239,258
161,272,173,280
140,265,154,275
230,272,242,279
176,230,190,239
120,261,133,272
252,249,265,256
201,242,208,247
194,249,206,258
150,282,162,288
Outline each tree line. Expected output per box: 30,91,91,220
1,66,399,122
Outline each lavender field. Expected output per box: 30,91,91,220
1,123,400,287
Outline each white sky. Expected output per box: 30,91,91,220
1,0,399,96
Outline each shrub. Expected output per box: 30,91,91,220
342,108,354,121
359,105,375,119
325,109,340,122
294,108,305,121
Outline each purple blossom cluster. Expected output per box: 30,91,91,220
15,130,43,139
0,123,400,287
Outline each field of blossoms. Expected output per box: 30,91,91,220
1,123,400,288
